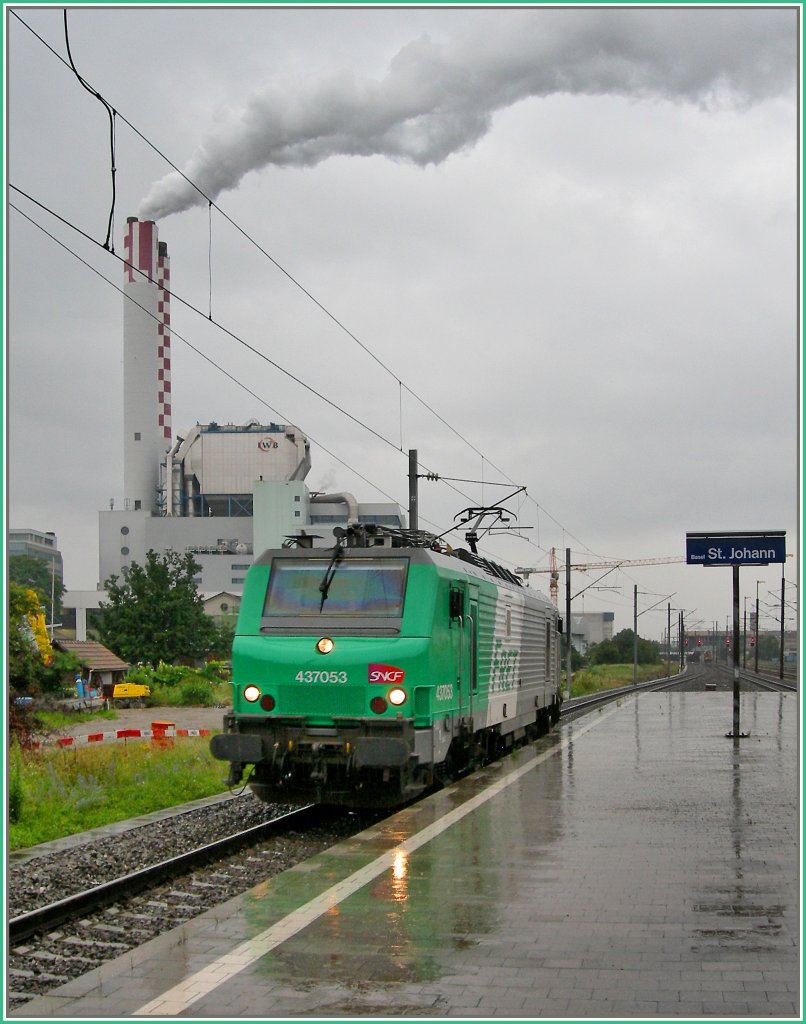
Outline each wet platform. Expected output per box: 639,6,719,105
13,691,799,1018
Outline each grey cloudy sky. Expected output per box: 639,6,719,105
6,4,800,639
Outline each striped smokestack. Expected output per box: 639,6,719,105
122,217,171,513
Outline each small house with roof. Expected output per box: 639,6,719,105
52,640,130,697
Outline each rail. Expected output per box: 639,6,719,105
13,665,782,944
9,803,318,943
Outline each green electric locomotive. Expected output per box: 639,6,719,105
211,526,563,808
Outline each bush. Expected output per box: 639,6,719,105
199,659,231,682
123,665,155,687
8,697,43,749
40,650,82,695
177,680,217,706
149,679,230,707
9,745,24,824
152,662,190,687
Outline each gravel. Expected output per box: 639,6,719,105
8,793,313,918
7,794,384,1010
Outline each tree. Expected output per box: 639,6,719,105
588,638,621,665
9,582,48,692
208,618,237,661
9,554,65,621
568,642,586,672
756,634,780,661
589,628,661,666
100,550,217,665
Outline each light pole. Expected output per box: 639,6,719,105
634,592,676,682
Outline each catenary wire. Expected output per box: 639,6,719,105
9,179,485,522
62,9,116,251
9,199,481,543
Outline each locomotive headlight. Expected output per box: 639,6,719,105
243,685,261,703
388,687,407,707
316,637,335,655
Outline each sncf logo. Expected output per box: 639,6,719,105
368,663,405,684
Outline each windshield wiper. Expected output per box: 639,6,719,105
318,541,344,612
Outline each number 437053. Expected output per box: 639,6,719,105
294,670,348,684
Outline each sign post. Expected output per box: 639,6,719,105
686,531,786,738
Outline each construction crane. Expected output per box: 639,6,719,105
516,549,686,606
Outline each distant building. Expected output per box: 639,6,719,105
8,529,64,588
203,591,241,622
63,218,406,640
570,611,615,654
99,419,406,594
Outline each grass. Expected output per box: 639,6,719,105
9,737,230,851
9,668,674,851
36,708,119,730
567,662,679,696
150,681,231,707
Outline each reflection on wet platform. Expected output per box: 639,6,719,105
14,693,798,1019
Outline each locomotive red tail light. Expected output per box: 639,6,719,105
370,696,388,714
260,694,276,711
243,685,261,702
388,687,407,706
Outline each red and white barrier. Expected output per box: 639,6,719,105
28,727,211,750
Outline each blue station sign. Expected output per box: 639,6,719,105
686,531,786,567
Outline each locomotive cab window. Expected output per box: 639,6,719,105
262,557,408,619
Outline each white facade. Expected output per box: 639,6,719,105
99,482,406,596
99,509,254,592
166,421,311,517
570,611,615,654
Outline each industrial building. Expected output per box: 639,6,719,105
99,418,406,594
569,611,615,654
66,218,405,641
8,529,64,589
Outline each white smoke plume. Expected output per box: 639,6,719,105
139,8,795,220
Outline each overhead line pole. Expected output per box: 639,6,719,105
408,449,418,532
779,572,785,680
667,603,671,678
731,564,742,739
565,548,572,700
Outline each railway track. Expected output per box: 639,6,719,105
8,671,793,1011
7,801,383,1010
9,804,321,944
709,663,797,694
